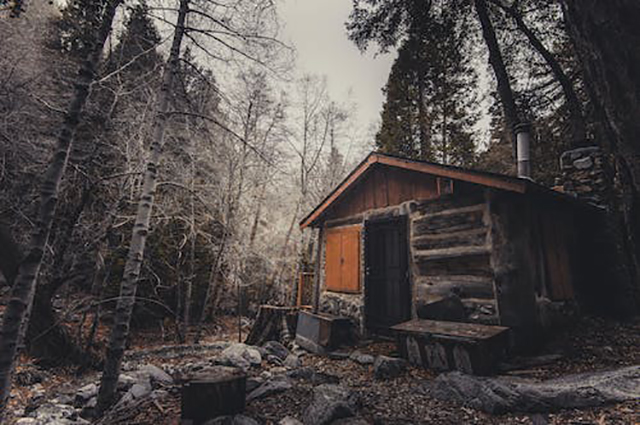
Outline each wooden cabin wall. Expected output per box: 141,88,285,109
486,190,541,347
410,184,499,325
325,165,439,223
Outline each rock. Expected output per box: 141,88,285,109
247,376,292,402
129,380,152,399
573,156,593,170
267,354,284,365
16,419,38,425
29,402,87,424
204,414,259,425
117,373,137,390
138,364,173,385
373,356,406,380
303,384,357,425
246,377,263,393
279,416,303,425
217,343,262,370
349,351,374,365
425,366,640,414
287,367,340,385
263,341,290,361
74,383,97,406
327,351,350,360
283,354,302,369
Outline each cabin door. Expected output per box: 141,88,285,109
365,216,411,331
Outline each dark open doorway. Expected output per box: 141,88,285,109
364,216,411,332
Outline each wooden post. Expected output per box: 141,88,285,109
312,227,324,313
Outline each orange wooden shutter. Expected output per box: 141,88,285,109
340,228,361,292
324,226,361,293
325,230,342,291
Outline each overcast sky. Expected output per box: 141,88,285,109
279,0,395,137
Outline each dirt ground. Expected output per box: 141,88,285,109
9,315,640,425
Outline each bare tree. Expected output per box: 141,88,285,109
96,0,189,412
0,0,121,414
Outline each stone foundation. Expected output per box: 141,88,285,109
319,291,365,336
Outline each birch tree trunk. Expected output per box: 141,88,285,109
96,0,189,412
0,0,120,414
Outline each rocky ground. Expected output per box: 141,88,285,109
6,315,640,425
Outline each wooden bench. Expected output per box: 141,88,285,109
391,319,510,375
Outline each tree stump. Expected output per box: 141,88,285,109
244,305,298,346
181,368,246,425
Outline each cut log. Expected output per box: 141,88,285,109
181,368,247,425
415,276,495,300
414,253,493,277
412,228,488,250
244,305,298,346
413,204,486,236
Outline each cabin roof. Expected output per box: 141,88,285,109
299,151,594,229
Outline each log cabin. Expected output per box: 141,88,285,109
298,150,605,352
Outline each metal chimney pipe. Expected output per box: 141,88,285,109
515,122,532,179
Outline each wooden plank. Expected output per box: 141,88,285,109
340,227,361,293
413,207,485,236
391,319,508,341
412,228,487,250
413,246,490,261
300,152,524,229
300,154,376,229
415,253,493,277
375,154,526,194
415,275,495,300
324,230,342,292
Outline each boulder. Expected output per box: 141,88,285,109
349,351,374,365
373,356,406,380
263,341,290,361
129,379,152,399
138,364,173,385
247,375,292,402
74,384,97,406
425,366,640,414
283,354,302,369
217,343,262,370
302,384,357,425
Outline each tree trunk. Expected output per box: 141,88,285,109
0,0,120,414
491,0,587,146
474,0,520,150
562,0,640,314
0,223,21,286
96,0,189,413
26,184,95,366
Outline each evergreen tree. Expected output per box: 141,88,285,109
375,3,478,166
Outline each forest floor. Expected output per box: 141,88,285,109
8,315,640,425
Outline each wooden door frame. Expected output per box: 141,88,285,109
363,214,411,332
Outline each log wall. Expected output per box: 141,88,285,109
410,188,499,325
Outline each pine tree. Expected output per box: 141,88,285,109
375,3,478,166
